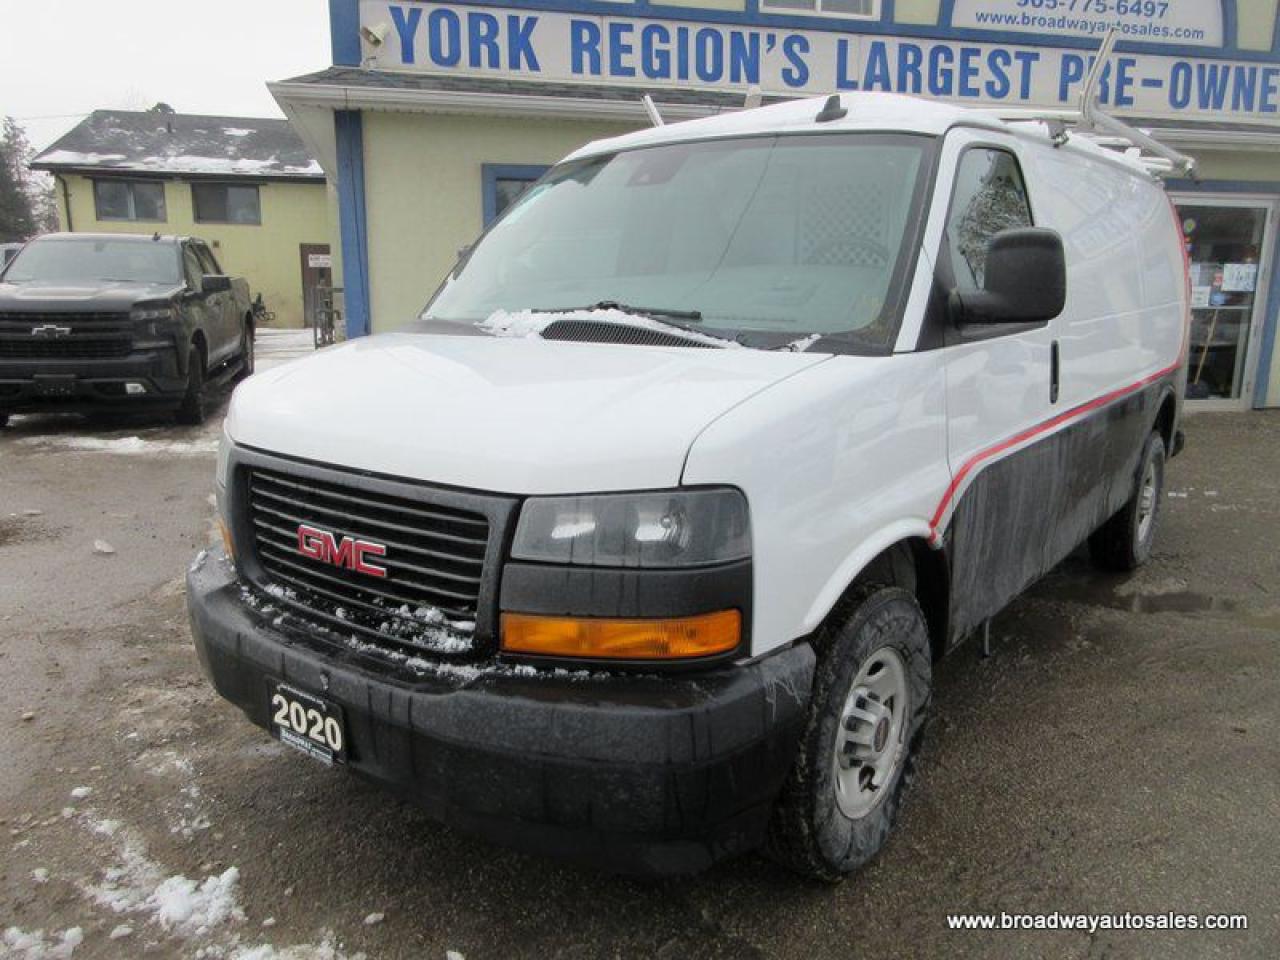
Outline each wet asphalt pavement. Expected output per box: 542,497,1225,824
1,334,1278,958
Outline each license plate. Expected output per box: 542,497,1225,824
33,376,77,397
268,683,347,764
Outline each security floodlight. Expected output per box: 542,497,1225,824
361,22,390,47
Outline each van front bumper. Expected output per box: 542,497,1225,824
186,549,814,875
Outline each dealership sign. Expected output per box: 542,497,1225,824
359,0,1280,124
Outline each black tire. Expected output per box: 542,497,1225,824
1089,431,1166,572
766,585,932,882
233,320,254,382
175,347,207,426
0,413,9,428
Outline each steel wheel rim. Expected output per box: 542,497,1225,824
1137,458,1158,543
833,646,910,819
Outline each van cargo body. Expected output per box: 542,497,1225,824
187,94,1188,878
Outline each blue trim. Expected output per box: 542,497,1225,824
1222,0,1238,53
334,110,371,339
1168,177,1280,408
330,0,361,67
373,0,1274,61
481,163,551,225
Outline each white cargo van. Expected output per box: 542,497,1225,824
188,92,1188,880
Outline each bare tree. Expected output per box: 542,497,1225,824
0,118,55,241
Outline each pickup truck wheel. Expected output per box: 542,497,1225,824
766,585,931,882
233,322,254,382
175,348,207,426
1089,431,1166,572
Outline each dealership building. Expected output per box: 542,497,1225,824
272,0,1280,410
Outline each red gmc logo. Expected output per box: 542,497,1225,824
296,523,387,578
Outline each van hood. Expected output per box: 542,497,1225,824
226,332,829,494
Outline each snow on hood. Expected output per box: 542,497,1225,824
480,307,742,349
226,332,829,494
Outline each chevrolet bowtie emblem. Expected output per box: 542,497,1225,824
30,324,71,338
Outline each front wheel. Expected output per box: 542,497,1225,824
175,348,207,426
233,321,254,382
1089,431,1166,571
766,585,932,882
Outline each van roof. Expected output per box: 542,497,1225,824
566,93,1004,161
566,92,1163,180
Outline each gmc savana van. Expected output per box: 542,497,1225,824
187,93,1189,880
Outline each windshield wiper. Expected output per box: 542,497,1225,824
528,300,733,342
534,300,702,322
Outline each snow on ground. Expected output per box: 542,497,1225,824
2,926,83,959
66,813,367,959
255,329,322,371
21,434,220,456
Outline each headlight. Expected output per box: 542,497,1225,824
132,302,177,323
511,489,750,568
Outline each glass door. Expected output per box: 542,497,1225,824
1175,198,1276,408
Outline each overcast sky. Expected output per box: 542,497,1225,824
0,0,332,152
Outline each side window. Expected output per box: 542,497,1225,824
182,246,203,288
945,149,1033,292
195,244,221,275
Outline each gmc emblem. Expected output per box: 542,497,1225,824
296,523,387,578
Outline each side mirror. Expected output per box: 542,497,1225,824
202,274,232,294
950,227,1066,325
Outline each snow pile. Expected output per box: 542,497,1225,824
480,308,740,349
785,333,823,352
229,934,366,960
150,868,244,937
2,926,83,959
22,434,219,456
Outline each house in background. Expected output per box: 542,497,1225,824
31,109,334,329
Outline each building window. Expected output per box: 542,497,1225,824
192,183,262,225
93,179,167,222
760,0,878,20
482,164,550,226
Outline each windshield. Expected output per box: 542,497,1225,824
4,237,180,285
424,133,934,350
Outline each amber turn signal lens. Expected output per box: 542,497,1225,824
501,610,741,661
218,517,235,560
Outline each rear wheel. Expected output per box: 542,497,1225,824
766,585,932,882
1089,431,1166,571
175,347,207,425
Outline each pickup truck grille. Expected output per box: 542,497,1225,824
0,311,134,359
245,467,491,656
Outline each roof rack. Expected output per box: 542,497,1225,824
989,28,1197,180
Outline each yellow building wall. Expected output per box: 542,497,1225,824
55,173,329,328
361,110,640,333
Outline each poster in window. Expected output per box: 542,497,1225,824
1221,263,1258,293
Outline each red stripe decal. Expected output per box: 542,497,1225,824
927,362,1181,543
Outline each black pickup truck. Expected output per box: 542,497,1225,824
0,233,254,426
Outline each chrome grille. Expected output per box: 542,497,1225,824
245,468,490,654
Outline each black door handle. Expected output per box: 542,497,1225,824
1050,340,1060,404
